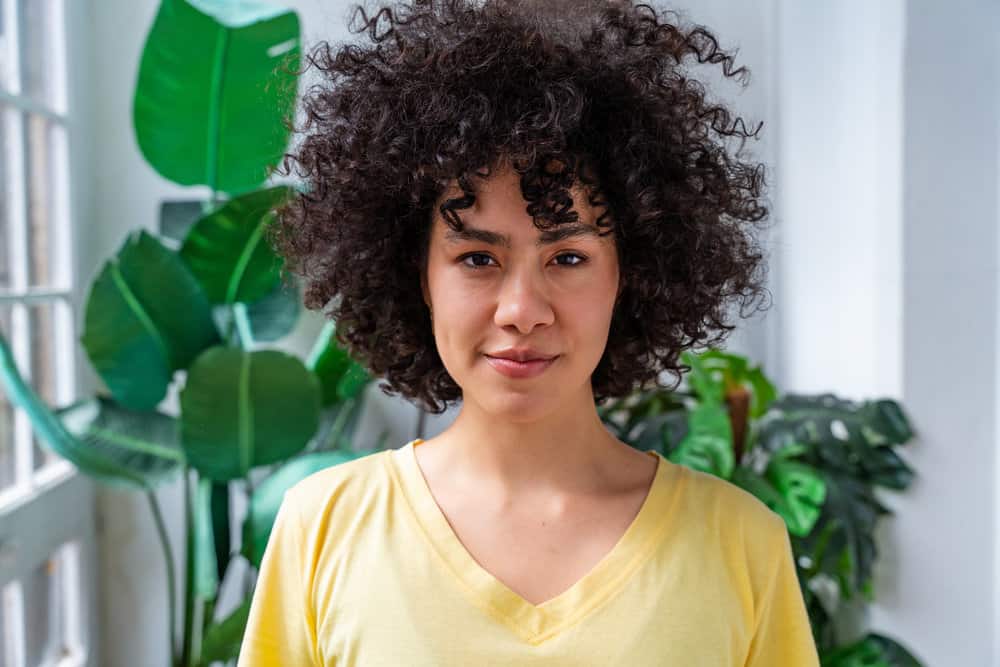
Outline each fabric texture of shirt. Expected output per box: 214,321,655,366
237,438,820,666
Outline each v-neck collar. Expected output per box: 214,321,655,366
386,437,679,645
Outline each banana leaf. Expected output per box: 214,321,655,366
180,346,320,480
80,229,220,410
133,0,300,194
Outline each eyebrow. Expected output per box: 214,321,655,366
443,222,602,248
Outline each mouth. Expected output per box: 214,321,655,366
484,354,559,379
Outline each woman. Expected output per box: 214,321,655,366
238,0,819,664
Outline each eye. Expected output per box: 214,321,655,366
459,252,497,269
458,252,589,270
553,252,588,267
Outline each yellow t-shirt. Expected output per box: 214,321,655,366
237,438,820,666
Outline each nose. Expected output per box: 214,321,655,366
493,264,555,334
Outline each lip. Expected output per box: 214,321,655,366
484,354,559,379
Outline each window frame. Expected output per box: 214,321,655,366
0,0,99,664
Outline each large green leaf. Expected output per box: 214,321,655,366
820,632,923,667
197,598,252,667
802,470,889,601
242,449,368,567
0,333,184,490
764,448,827,537
758,394,916,490
81,229,220,410
307,321,372,406
180,346,320,480
179,186,291,304
133,0,300,194
245,276,300,342
681,350,725,404
54,397,186,489
667,401,734,478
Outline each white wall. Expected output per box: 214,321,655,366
776,0,904,398
893,0,998,664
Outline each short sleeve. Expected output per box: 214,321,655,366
744,519,821,666
237,488,321,667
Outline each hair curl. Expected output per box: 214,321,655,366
268,0,772,414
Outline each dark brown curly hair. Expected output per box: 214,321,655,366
268,0,772,415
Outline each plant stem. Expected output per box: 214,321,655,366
146,489,178,667
181,467,197,667
232,302,254,349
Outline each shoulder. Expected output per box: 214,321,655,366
664,460,793,592
282,448,396,521
667,460,787,538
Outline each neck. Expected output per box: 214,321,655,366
426,386,631,497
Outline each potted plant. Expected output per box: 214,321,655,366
598,349,923,666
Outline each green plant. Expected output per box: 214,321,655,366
0,1,391,666
598,349,923,666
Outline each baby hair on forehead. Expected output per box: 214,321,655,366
266,0,772,415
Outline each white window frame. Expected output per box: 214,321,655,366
0,0,98,665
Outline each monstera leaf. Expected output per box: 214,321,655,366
179,346,321,480
667,401,735,478
763,446,826,536
684,349,777,419
133,0,301,193
81,229,220,410
179,186,291,305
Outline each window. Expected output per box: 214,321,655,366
0,0,95,665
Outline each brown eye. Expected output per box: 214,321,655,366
458,252,588,270
459,252,497,269
554,252,587,267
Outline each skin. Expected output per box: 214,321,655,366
416,158,660,606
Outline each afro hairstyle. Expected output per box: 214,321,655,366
268,0,772,414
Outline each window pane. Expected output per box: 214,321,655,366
0,107,10,290
25,113,69,289
20,0,65,112
1,580,24,666
29,301,67,472
0,307,14,492
23,550,64,666
0,581,5,667
0,2,11,93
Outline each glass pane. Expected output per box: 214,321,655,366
0,106,10,290
1,580,24,666
0,306,14,492
29,301,63,472
23,550,64,666
25,113,68,289
0,580,5,667
20,0,65,112
0,2,11,93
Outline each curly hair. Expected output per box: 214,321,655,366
268,0,772,415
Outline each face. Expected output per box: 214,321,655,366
420,161,622,421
